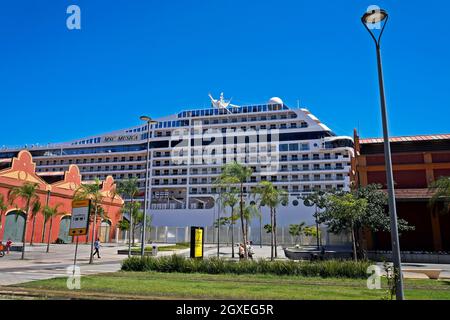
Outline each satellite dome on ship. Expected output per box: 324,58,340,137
267,97,283,105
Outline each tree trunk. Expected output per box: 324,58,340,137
128,214,133,258
240,183,248,259
270,208,274,261
128,199,134,258
351,224,357,262
259,213,262,248
231,220,235,258
41,220,47,243
30,215,37,246
46,217,53,253
274,209,278,258
21,203,30,260
315,205,320,249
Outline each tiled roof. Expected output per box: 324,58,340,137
360,134,450,144
389,188,436,200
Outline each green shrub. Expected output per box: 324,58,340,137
121,255,371,279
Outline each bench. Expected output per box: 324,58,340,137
402,268,442,279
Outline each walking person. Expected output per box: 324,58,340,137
247,241,255,260
5,238,12,254
92,238,101,258
238,243,245,260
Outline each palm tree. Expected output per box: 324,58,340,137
254,181,288,260
117,178,139,257
0,194,7,233
8,182,40,259
43,203,65,253
29,201,42,245
74,178,103,264
430,176,450,214
242,202,260,245
217,189,239,258
216,162,253,258
288,222,306,246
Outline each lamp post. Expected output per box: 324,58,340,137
361,8,404,300
140,115,157,257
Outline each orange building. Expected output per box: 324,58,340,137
0,150,124,244
352,130,450,252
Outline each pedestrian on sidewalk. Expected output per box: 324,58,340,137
92,238,101,258
247,241,255,260
239,243,245,260
6,238,12,254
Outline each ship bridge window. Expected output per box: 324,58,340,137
324,138,354,149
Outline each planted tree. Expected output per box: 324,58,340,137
43,203,65,253
217,189,239,257
216,162,253,259
74,179,104,264
117,178,140,257
29,201,42,246
253,181,288,260
353,184,413,257
288,222,306,246
429,176,450,214
242,202,260,246
320,193,368,261
8,182,40,259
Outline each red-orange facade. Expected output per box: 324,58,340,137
352,131,450,251
0,150,124,244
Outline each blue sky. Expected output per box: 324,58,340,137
0,0,449,146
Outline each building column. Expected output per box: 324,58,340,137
358,156,368,186
430,208,442,251
424,153,435,185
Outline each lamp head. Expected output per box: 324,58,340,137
140,115,157,124
362,8,388,25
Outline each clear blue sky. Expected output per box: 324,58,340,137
1,0,449,146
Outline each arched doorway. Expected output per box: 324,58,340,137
99,220,111,243
58,216,72,244
3,211,26,242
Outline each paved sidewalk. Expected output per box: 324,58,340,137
0,243,129,286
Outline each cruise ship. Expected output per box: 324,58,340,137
0,95,354,237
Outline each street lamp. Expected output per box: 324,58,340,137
361,8,405,300
140,115,157,257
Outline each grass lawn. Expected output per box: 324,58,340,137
17,271,450,300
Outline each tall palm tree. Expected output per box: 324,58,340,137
43,203,65,253
254,181,288,260
216,162,253,259
117,178,139,257
8,182,40,259
0,194,7,233
74,178,103,264
430,176,450,214
242,202,260,244
217,189,239,258
29,201,42,245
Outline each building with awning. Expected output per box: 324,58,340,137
352,131,450,251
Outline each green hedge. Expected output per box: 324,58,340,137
121,255,371,279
